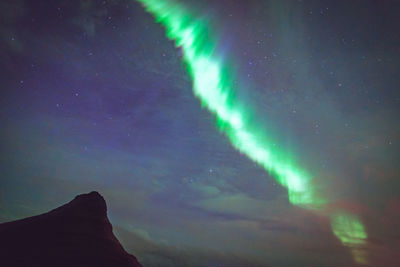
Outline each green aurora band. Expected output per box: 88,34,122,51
135,0,368,264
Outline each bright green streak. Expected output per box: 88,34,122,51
136,0,319,207
135,0,367,262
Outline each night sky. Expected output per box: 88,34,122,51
1,0,399,266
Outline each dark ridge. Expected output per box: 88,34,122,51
0,191,142,267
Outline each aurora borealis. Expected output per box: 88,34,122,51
135,0,369,263
1,0,399,266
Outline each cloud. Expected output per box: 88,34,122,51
115,225,267,267
114,216,355,267
192,192,289,220
189,183,220,197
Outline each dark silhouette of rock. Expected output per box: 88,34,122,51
0,191,142,267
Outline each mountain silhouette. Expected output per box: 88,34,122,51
0,191,142,267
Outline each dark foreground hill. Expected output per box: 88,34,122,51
0,191,142,267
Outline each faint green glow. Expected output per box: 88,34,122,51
135,0,367,263
331,213,368,264
331,213,367,244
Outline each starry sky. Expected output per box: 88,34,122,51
1,0,399,266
